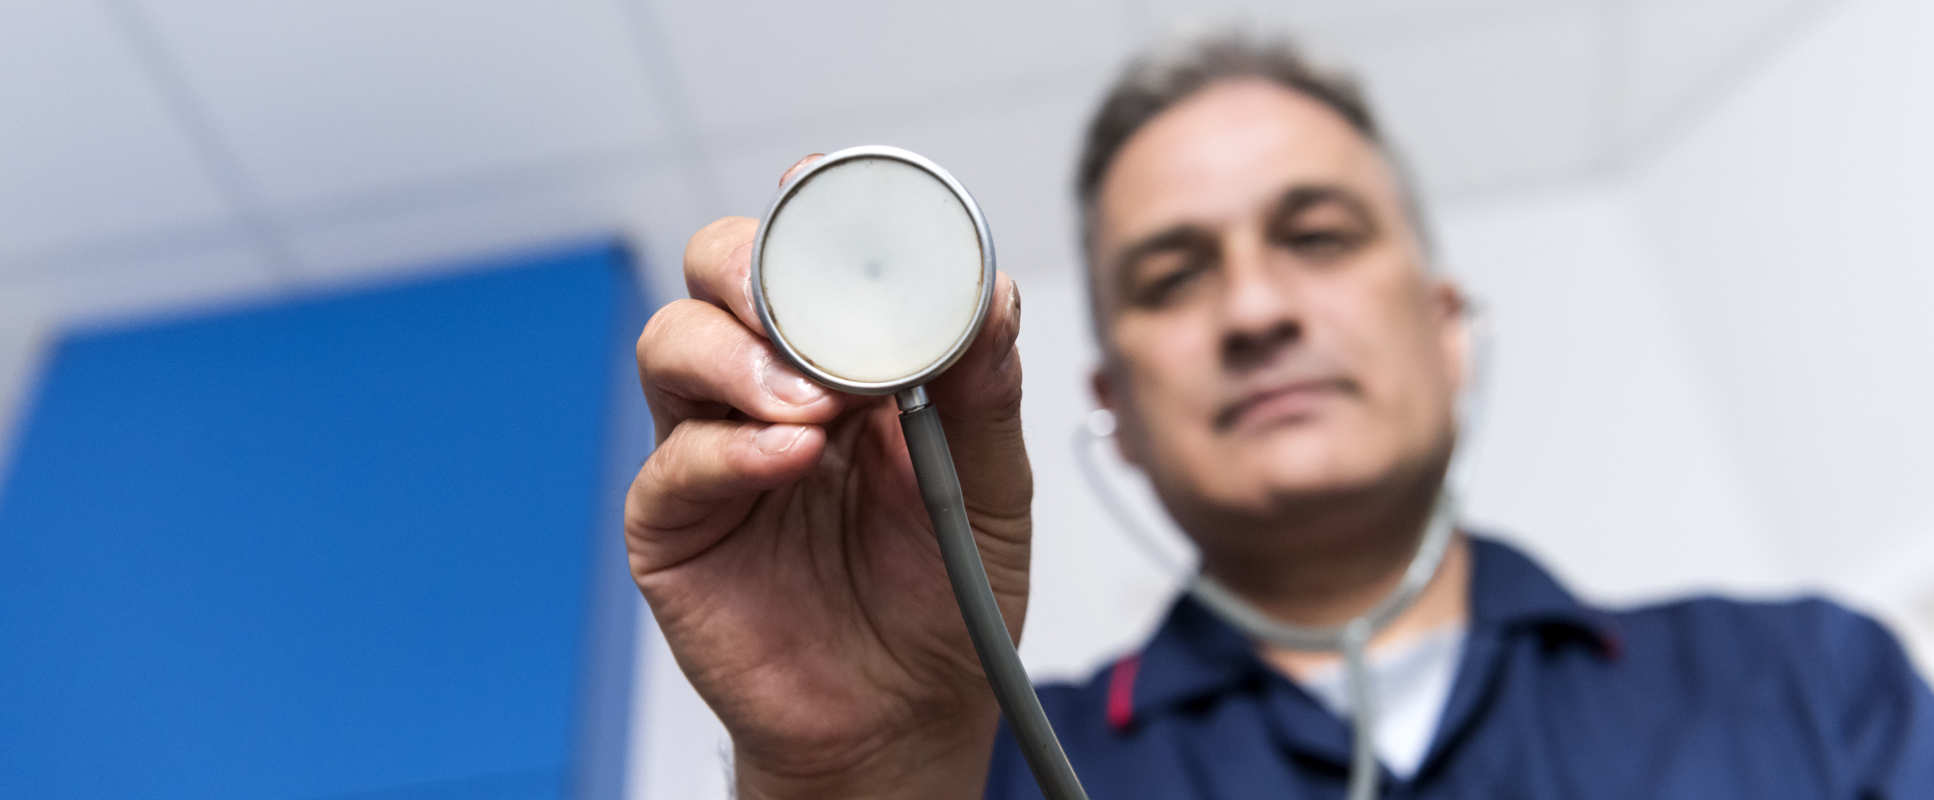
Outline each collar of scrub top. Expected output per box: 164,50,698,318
1104,535,1623,737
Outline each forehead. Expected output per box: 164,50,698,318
1092,78,1402,252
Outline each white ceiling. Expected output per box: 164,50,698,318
0,0,1819,329
0,1,236,262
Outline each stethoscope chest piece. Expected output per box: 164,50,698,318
748,146,1089,799
751,145,996,396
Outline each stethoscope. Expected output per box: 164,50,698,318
1073,410,1458,800
751,144,1482,800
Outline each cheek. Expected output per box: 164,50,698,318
1114,315,1216,405
1308,270,1449,423
1344,296,1456,434
1110,314,1222,451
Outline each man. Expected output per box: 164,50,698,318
626,33,1934,798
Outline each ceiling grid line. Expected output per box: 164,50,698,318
278,141,670,231
1594,0,1633,178
610,0,731,248
692,67,1104,162
1615,0,1847,172
0,219,243,281
1151,1,1606,53
1120,0,1160,39
0,0,1832,328
97,0,301,285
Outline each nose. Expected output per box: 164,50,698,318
1218,233,1302,372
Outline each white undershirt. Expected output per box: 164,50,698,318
1293,623,1468,779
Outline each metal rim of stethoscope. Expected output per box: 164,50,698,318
748,144,998,397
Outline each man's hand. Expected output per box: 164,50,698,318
625,155,1031,800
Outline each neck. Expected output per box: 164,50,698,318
1195,478,1471,680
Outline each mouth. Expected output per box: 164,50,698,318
1214,377,1355,432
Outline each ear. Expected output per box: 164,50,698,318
1089,363,1144,467
1431,279,1474,397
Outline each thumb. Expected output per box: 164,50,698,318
924,272,1030,526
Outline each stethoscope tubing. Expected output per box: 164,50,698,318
1071,414,1460,800
899,388,1092,800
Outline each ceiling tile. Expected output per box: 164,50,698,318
619,164,726,306
0,1,233,264
647,0,1135,136
1619,0,1814,151
709,80,1097,286
1137,0,1589,38
279,150,709,300
1337,5,1612,198
1090,0,1614,198
135,0,670,208
698,3,1610,287
5,237,282,328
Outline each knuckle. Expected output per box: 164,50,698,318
636,313,665,368
683,217,755,281
989,359,1025,412
636,299,700,371
726,332,767,377
682,218,733,276
622,475,651,535
637,433,688,491
639,421,754,498
727,339,787,410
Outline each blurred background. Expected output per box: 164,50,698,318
3,0,1930,798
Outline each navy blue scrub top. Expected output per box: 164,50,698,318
987,536,1934,798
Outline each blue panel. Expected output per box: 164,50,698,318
0,241,644,799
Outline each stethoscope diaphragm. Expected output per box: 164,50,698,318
751,145,995,396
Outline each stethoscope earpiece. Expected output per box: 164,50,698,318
1084,407,1118,438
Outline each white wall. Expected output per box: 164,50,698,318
1626,0,1934,657
1436,185,1784,600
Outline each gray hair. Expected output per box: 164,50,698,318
1074,31,1434,324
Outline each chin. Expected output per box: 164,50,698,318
1223,430,1393,507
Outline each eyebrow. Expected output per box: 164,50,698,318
1110,225,1216,300
1270,183,1376,229
1108,182,1379,300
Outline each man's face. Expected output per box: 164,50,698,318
1090,78,1468,548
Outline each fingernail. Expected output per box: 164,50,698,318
755,424,808,455
762,357,827,405
992,281,1023,375
779,153,825,187
740,264,756,317
1000,280,1023,351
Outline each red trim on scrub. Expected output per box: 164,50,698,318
1599,630,1625,661
1106,654,1142,732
